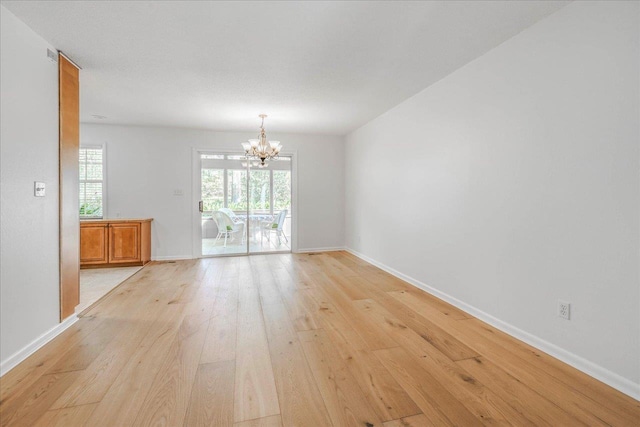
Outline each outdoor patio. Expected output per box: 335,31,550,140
201,213,291,255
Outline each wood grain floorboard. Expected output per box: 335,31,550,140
234,414,283,427
310,277,399,351
0,252,637,427
83,303,187,426
298,329,382,427
457,356,589,426
184,360,235,427
382,413,433,427
84,262,203,426
388,288,472,320
233,268,280,423
0,316,103,407
200,264,239,364
459,317,640,424
309,297,421,421
260,299,333,426
33,403,97,427
0,371,82,427
132,300,211,426
49,283,174,409
42,317,125,375
353,298,533,425
354,283,480,361
375,346,483,426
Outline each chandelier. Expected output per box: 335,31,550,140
241,114,282,167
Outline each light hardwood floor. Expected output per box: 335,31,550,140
1,252,638,426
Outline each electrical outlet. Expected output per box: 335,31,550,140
558,300,570,320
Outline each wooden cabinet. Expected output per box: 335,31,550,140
80,224,109,265
109,223,140,264
80,219,152,268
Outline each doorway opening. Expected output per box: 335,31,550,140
197,152,293,257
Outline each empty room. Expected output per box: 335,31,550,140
0,1,638,426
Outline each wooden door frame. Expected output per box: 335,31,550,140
59,53,80,320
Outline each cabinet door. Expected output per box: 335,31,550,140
108,223,141,263
80,224,109,265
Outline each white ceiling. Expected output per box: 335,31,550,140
2,1,569,135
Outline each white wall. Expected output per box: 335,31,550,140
81,124,345,258
0,7,61,363
345,0,639,395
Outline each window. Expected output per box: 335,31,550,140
79,146,104,218
200,153,292,216
273,170,291,211
201,168,224,214
249,170,270,213
227,169,247,211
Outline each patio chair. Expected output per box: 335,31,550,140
261,209,288,245
219,207,244,223
213,211,245,247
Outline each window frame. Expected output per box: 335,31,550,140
79,144,107,219
192,148,298,257
200,154,292,217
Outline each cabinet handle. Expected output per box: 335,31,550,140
199,201,204,213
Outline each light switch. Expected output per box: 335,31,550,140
34,181,45,197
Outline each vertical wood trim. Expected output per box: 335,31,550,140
141,221,151,264
59,54,80,320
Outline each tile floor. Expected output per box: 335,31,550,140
77,266,143,313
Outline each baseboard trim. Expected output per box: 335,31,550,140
345,247,640,400
152,255,194,261
0,314,79,377
295,246,345,254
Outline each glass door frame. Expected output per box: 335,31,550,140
191,148,297,258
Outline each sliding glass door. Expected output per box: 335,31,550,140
198,152,292,256
248,161,292,254
199,154,246,256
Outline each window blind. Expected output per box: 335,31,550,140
79,147,103,218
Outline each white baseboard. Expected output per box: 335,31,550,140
155,250,346,259
0,314,79,377
152,255,194,261
295,246,345,254
345,247,640,401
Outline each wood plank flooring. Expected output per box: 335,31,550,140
1,252,638,426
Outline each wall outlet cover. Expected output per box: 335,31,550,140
558,300,571,320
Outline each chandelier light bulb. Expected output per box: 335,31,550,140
240,115,282,166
